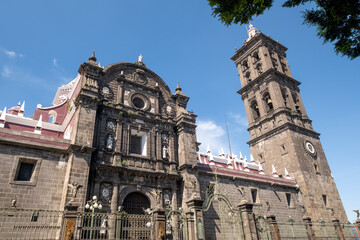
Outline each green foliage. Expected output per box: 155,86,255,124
208,0,360,59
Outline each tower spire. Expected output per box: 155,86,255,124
88,50,97,63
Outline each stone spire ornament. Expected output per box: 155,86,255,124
19,101,25,117
258,163,265,175
250,154,255,163
0,107,6,128
34,115,43,134
88,50,97,63
138,54,143,63
285,168,291,179
272,165,279,177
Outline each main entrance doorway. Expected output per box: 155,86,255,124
117,192,153,239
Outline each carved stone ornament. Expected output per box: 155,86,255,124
134,69,147,84
107,120,116,132
162,104,175,117
101,86,112,99
100,183,113,202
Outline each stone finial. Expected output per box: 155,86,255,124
20,101,25,111
0,107,6,128
175,81,182,92
250,154,255,163
34,115,43,134
285,168,291,179
220,148,225,156
88,50,97,62
239,152,243,160
243,159,250,172
227,155,233,169
19,101,25,117
259,163,265,175
244,155,248,162
138,54,143,63
272,165,279,177
0,107,6,121
247,23,258,39
206,145,211,154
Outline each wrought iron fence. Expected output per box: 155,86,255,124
255,215,272,240
277,218,309,240
0,208,63,240
312,220,339,239
341,222,360,240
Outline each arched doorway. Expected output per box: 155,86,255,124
122,192,150,214
118,192,153,239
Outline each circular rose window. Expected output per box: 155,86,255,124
132,97,145,109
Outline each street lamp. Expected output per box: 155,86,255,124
85,196,103,239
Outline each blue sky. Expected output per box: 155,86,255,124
0,1,359,221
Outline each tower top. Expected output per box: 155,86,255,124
247,23,258,40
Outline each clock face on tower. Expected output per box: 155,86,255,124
304,140,317,157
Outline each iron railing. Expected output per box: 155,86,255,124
0,208,63,240
277,219,309,240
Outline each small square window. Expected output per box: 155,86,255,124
16,162,35,181
251,189,258,203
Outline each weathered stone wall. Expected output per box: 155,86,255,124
198,172,305,239
0,144,67,210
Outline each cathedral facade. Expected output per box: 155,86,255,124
0,26,351,240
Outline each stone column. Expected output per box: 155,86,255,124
186,210,196,240
302,216,316,240
266,215,280,240
238,201,258,240
153,209,166,240
109,183,119,239
186,199,205,240
62,205,79,240
332,218,345,240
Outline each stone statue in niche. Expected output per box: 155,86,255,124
163,190,172,209
106,135,114,150
161,133,170,160
100,183,112,203
68,181,83,203
107,121,116,132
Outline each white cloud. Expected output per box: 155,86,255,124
4,50,16,58
2,65,11,77
229,112,248,127
197,120,226,154
53,58,57,67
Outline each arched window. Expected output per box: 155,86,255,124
251,100,260,119
281,88,288,107
245,71,251,82
48,110,57,123
292,93,302,114
256,63,262,75
122,192,150,214
263,93,273,112
242,60,249,71
252,52,260,62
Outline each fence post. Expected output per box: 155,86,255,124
153,209,166,240
266,215,280,240
62,205,79,240
238,201,258,240
303,216,316,240
186,198,205,240
332,218,345,240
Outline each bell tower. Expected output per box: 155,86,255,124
231,24,347,222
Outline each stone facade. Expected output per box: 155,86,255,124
0,26,348,239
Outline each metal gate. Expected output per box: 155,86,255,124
166,209,188,240
202,183,244,240
74,211,154,240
